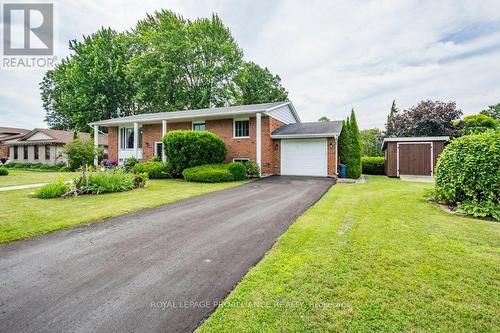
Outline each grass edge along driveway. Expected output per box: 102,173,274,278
0,179,245,244
198,176,499,332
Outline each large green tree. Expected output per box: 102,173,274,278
360,128,384,157
127,11,243,112
480,103,500,120
42,28,135,131
233,61,288,105
40,10,288,130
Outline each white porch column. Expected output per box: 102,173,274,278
335,135,338,176
133,122,139,159
256,113,262,176
93,125,99,166
161,120,167,162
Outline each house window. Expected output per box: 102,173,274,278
23,145,28,160
13,146,18,159
45,145,51,160
234,119,250,138
233,158,250,164
34,145,39,160
120,127,142,149
154,142,163,160
192,121,206,131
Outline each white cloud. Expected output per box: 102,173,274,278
1,0,500,129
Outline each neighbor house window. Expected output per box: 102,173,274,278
120,127,142,149
192,121,206,131
234,119,250,138
23,145,28,160
34,145,39,160
13,146,18,159
45,145,50,160
154,142,163,160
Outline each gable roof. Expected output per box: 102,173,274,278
88,101,300,126
0,127,29,135
271,121,343,138
381,136,449,149
8,128,108,146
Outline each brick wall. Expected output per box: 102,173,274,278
205,118,256,163
261,117,285,174
107,127,118,162
327,137,337,177
0,145,9,159
142,124,162,161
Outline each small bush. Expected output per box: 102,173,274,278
34,180,70,199
245,161,260,178
0,167,9,176
133,172,148,188
76,170,136,194
227,162,246,181
361,157,385,175
183,164,234,183
124,156,139,171
434,130,500,220
64,139,100,171
131,161,171,179
164,130,227,177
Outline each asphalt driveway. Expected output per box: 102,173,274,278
0,176,334,333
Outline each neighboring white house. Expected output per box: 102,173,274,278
7,128,108,165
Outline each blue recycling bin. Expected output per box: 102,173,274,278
339,164,347,178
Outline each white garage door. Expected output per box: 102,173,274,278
281,138,327,176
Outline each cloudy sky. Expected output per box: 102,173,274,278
1,0,500,129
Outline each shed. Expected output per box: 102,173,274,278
382,137,449,177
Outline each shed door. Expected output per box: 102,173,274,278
281,139,327,176
398,143,432,176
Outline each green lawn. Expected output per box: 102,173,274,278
0,179,244,244
0,170,78,187
199,176,499,332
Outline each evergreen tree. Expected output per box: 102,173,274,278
385,99,398,136
347,109,362,178
338,118,350,169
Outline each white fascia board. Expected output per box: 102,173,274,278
271,133,339,139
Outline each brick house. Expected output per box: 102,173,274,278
0,127,29,161
89,101,342,177
7,128,108,165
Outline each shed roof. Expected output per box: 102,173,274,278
382,136,449,149
271,121,343,138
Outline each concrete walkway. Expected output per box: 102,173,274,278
400,175,434,183
0,180,72,192
0,183,48,192
0,176,335,333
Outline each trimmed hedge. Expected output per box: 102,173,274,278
163,130,227,177
3,162,66,171
361,157,385,175
227,162,246,181
183,164,234,183
434,130,500,220
131,161,171,179
0,167,8,176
